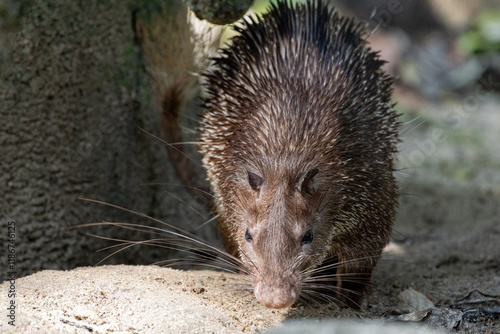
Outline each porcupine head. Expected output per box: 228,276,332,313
199,0,399,309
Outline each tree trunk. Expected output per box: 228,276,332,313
0,0,217,277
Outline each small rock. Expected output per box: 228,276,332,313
398,287,435,313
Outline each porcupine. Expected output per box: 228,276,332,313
198,0,399,309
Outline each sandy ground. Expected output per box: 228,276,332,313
0,265,445,333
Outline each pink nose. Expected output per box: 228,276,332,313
254,282,298,309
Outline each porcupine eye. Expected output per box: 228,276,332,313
247,170,264,191
302,229,314,245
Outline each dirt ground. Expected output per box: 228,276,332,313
0,265,442,333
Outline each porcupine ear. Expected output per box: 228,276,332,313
296,168,318,195
247,170,264,193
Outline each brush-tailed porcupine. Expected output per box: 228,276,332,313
199,0,399,309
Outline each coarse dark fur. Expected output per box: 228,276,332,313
199,0,399,309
